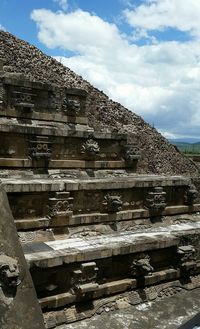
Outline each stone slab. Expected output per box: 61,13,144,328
1,174,190,193
24,221,200,269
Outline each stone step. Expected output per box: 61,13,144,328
23,221,200,268
1,175,196,234
22,222,200,321
0,122,138,169
39,268,179,309
14,205,200,232
1,73,88,124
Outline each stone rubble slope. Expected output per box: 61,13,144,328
0,31,198,175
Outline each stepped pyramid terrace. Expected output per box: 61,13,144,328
0,32,200,329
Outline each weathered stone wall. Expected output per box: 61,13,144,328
0,184,45,329
0,31,198,175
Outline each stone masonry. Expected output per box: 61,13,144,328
0,33,200,329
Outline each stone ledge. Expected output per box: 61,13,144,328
39,268,178,309
24,233,179,268
0,108,89,125
42,276,200,328
15,205,200,231
0,158,127,169
24,222,200,269
0,122,126,140
2,174,190,193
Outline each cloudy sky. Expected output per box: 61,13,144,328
1,0,200,140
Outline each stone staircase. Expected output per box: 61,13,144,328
1,68,200,328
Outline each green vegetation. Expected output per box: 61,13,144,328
171,141,200,154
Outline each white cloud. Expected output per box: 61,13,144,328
53,0,68,11
0,24,6,31
31,9,124,52
124,0,200,39
31,5,200,138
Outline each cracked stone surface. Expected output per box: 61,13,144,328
56,288,200,329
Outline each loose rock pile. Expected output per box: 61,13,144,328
0,31,197,175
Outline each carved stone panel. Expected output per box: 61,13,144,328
71,262,99,295
81,139,100,157
29,136,52,160
184,187,198,205
145,187,167,212
0,254,21,289
131,254,154,277
103,193,123,213
11,88,36,110
123,144,141,163
177,245,197,274
47,192,74,227
62,97,81,116
0,73,87,123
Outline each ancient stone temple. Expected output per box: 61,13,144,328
0,50,200,328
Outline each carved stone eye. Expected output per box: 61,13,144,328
37,143,43,150
56,201,63,210
43,144,48,151
52,208,57,215
63,201,69,210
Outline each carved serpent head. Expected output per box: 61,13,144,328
0,254,21,288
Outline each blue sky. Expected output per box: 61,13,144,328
0,0,133,55
1,0,200,140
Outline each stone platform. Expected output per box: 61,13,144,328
1,67,200,328
1,174,198,241
21,220,200,328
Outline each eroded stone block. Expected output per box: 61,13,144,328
145,187,167,212
71,262,99,295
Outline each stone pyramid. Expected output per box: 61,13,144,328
0,31,200,329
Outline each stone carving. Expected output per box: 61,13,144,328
157,286,181,298
123,144,140,162
40,274,200,328
177,245,197,274
184,187,198,205
18,232,37,244
144,281,183,302
62,98,81,116
103,193,123,212
71,262,99,294
81,139,100,157
131,254,154,276
29,136,52,159
0,254,21,288
48,192,73,218
145,187,166,211
12,89,35,110
96,301,116,314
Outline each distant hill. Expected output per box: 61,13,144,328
169,138,200,144
169,139,200,154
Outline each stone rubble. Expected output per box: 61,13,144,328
0,30,198,175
